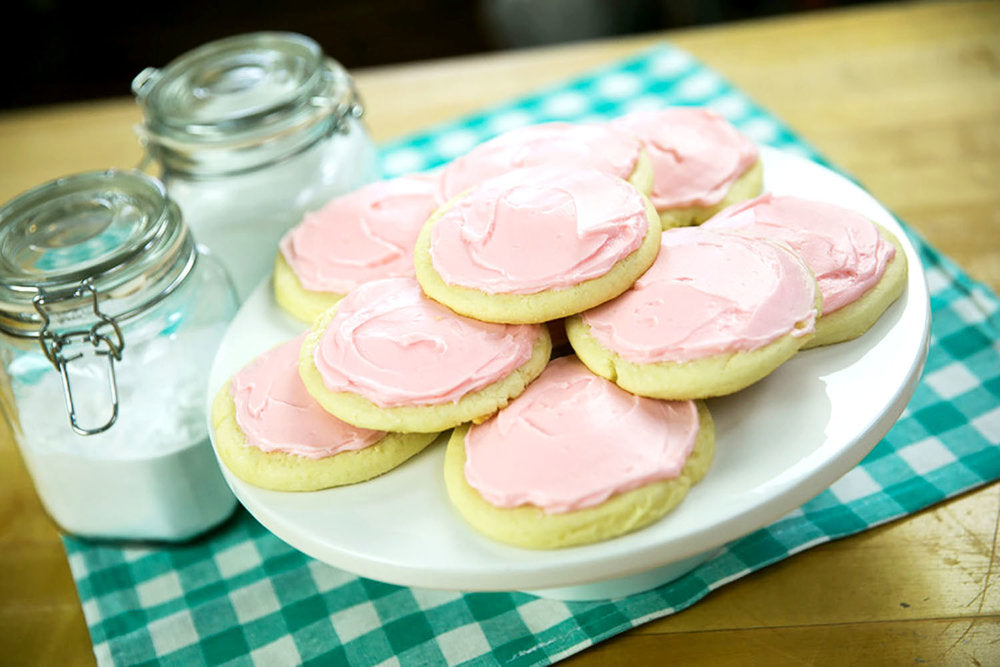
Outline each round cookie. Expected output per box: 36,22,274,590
211,336,438,491
299,277,551,433
414,167,662,324
703,194,908,348
444,357,714,549
438,120,654,201
610,107,762,229
566,227,821,399
274,173,442,323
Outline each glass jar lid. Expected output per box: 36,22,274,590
0,170,194,338
133,32,363,177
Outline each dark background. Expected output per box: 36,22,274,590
3,0,873,110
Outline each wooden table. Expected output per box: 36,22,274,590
2,1,998,664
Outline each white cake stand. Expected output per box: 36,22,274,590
206,147,930,600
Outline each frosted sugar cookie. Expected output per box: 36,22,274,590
438,121,654,201
212,336,438,491
414,167,662,324
610,107,762,229
444,357,714,549
566,227,820,399
704,194,907,348
274,173,442,323
299,277,551,432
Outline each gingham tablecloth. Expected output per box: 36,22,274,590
64,44,1000,666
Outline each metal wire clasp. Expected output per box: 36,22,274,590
33,281,125,435
312,64,365,138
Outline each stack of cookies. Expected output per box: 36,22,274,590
211,107,907,550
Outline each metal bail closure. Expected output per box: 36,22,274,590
131,66,162,100
312,69,366,138
33,281,126,436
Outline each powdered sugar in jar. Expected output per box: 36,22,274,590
132,32,377,301
0,170,239,541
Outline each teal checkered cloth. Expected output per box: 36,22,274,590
64,44,1000,666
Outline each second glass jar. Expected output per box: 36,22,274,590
132,32,378,301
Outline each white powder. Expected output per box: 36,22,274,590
12,323,236,541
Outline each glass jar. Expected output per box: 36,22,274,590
132,31,378,301
0,170,239,542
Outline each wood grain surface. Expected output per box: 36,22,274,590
1,2,998,664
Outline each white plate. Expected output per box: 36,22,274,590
207,147,930,597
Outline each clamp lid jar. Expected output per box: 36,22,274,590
132,32,377,300
0,170,239,541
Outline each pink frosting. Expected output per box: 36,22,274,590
231,336,385,459
279,173,443,294
312,277,542,407
704,194,896,314
464,356,700,514
582,227,818,362
430,167,649,294
439,121,642,201
610,107,758,209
